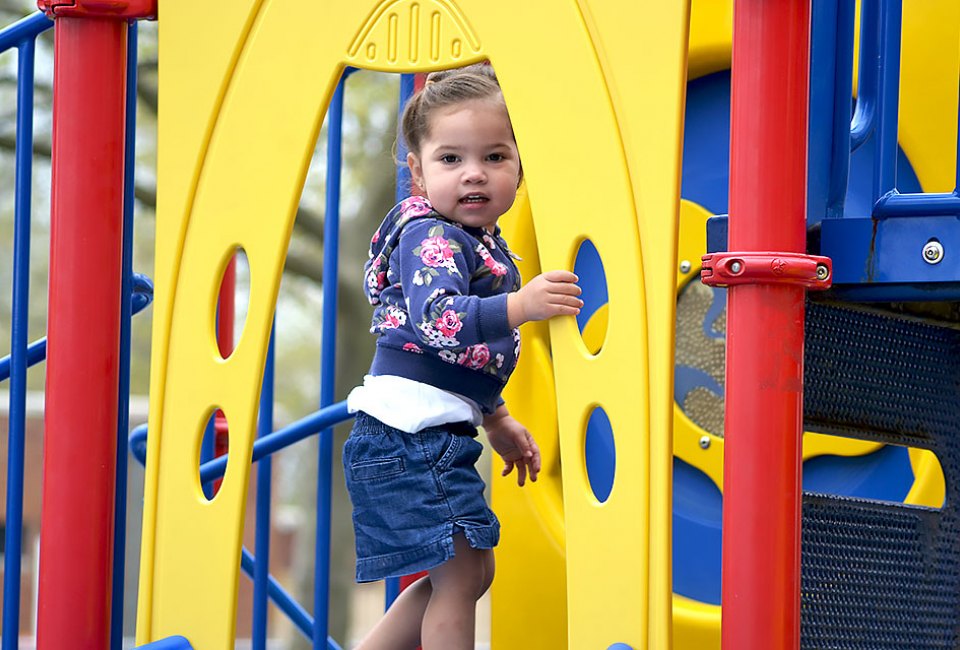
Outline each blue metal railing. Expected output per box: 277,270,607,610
252,325,275,650
314,69,350,650
868,0,960,218
1,12,51,649
112,24,141,649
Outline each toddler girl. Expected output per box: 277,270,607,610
344,65,582,650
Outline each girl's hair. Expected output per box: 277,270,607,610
401,63,511,155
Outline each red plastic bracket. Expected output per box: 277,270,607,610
700,251,832,290
37,0,157,20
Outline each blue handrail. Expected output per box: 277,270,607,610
111,22,140,650
872,0,903,207
0,12,51,54
128,401,353,481
0,274,153,383
3,33,35,650
252,325,275,649
385,72,417,609
849,0,879,153
314,68,351,649
239,548,343,650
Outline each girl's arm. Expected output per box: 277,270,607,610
399,220,514,348
398,220,583,350
482,404,541,487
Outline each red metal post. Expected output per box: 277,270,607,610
36,2,155,648
721,1,811,650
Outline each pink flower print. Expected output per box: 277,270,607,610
400,196,433,217
435,310,464,338
371,230,380,245
419,236,454,268
458,344,491,370
379,306,406,330
482,233,497,250
484,257,508,277
402,342,423,354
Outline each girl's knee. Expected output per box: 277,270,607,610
431,536,493,600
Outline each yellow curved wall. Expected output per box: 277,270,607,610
138,1,688,648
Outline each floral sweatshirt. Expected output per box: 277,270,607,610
364,196,522,414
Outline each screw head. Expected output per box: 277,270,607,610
698,435,711,450
923,240,944,264
729,261,743,274
679,260,692,274
816,264,829,280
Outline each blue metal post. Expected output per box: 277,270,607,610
384,72,417,610
395,73,416,203
314,71,347,649
849,0,879,152
820,0,854,219
110,22,138,650
3,37,35,649
873,0,903,204
253,326,276,650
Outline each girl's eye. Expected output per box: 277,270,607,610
440,154,459,164
488,153,505,162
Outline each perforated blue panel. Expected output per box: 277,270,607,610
801,301,960,649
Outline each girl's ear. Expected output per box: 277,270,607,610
407,152,424,190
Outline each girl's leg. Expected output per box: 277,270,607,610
354,534,494,650
353,576,432,650
421,534,494,650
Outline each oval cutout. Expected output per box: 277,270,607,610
573,239,609,354
198,408,230,501
213,247,250,360
585,406,615,503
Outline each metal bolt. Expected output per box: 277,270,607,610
923,239,944,264
729,261,743,274
816,264,829,281
699,435,711,450
679,260,692,274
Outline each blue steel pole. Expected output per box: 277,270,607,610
253,325,276,650
3,37,35,650
110,22,138,650
384,72,417,610
822,0,854,220
872,0,903,206
849,0,879,152
0,12,51,54
314,72,347,649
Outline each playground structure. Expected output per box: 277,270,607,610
2,0,960,649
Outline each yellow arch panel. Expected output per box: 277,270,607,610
140,1,685,648
494,189,568,650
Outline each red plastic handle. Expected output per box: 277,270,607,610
700,251,832,290
38,0,157,19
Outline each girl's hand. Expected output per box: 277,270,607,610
483,406,541,487
507,270,582,328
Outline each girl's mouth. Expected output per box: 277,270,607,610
459,194,489,204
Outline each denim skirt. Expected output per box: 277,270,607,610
343,412,500,582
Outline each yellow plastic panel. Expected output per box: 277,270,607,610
141,1,685,648
494,189,568,650
897,1,960,193
573,2,691,645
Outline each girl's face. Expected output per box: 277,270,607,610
407,98,521,231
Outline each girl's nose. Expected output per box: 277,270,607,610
462,164,486,183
